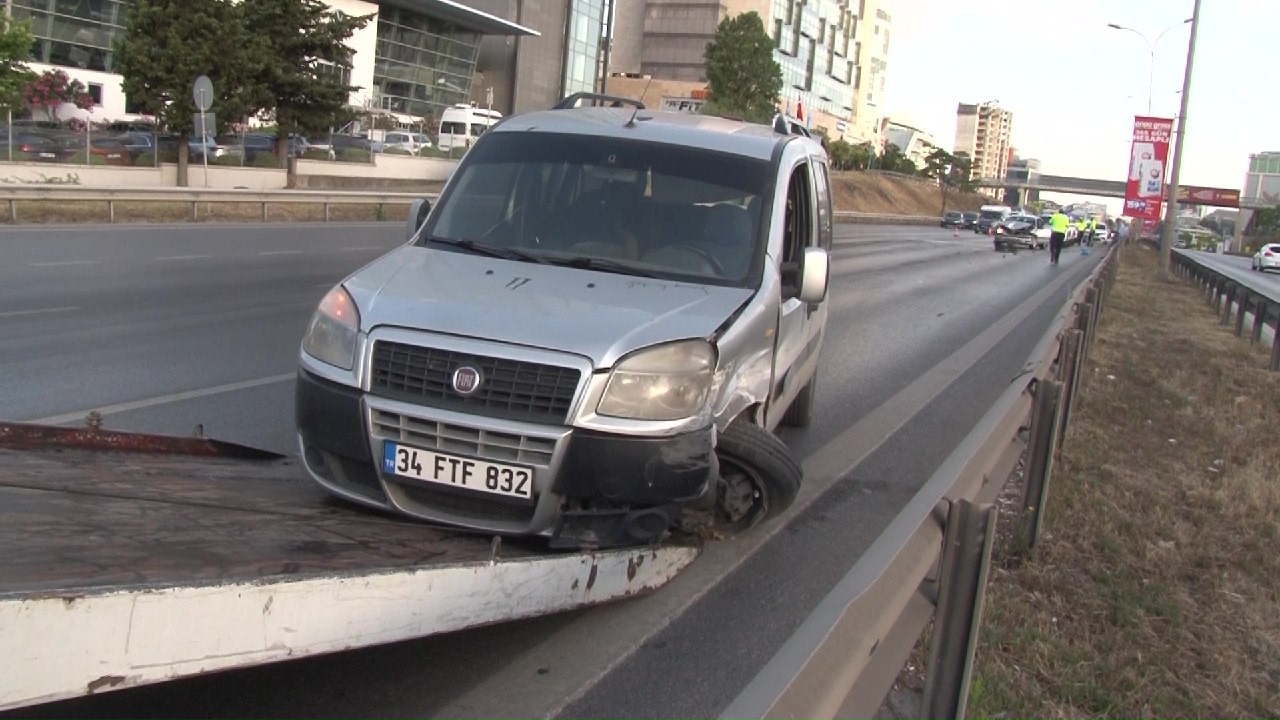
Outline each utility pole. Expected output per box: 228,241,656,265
1158,0,1203,277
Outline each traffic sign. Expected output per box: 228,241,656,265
192,75,214,112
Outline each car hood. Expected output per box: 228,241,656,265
344,246,755,368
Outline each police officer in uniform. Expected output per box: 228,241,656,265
1048,209,1070,265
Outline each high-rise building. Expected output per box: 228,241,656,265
954,101,1013,186
3,0,616,126
605,0,891,144
1233,150,1280,250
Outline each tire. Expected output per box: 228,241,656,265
781,374,816,428
713,420,803,530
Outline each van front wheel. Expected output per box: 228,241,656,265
713,420,803,531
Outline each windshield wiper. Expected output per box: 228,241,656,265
426,236,548,264
552,256,658,278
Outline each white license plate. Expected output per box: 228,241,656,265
382,442,533,500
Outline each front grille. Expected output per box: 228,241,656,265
371,341,581,424
371,410,557,466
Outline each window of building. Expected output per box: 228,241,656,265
373,5,481,119
13,0,128,73
86,82,102,106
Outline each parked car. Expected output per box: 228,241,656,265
992,214,1049,251
1252,243,1280,273
54,135,130,165
961,211,979,229
310,133,373,159
115,131,159,161
384,131,433,153
296,97,833,548
941,210,964,228
10,133,63,162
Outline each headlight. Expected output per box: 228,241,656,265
597,340,716,421
303,286,360,370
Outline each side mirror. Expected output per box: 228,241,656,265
797,246,829,304
406,198,432,241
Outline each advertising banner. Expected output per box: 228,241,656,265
1124,116,1175,220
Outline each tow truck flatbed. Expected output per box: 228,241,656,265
0,422,698,711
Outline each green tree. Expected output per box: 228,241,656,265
240,0,372,186
0,15,34,120
114,0,257,186
923,148,971,212
702,12,783,124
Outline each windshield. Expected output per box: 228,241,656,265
421,132,770,286
979,210,1005,220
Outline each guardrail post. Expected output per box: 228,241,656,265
923,499,997,720
1055,329,1084,452
1020,379,1062,555
1077,299,1096,369
324,202,331,222
1271,322,1280,372
1253,300,1268,347
262,201,269,222
191,201,198,221
1234,291,1249,337
8,198,15,224
107,200,115,224
1221,284,1236,326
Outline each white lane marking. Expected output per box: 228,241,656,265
0,306,79,319
156,255,213,261
260,250,304,256
28,260,99,267
340,246,384,252
26,373,296,426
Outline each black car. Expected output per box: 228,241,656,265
941,210,964,228
961,211,979,229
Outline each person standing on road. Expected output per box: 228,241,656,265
1048,209,1069,265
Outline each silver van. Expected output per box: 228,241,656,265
296,95,833,548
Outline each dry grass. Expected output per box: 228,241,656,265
1,200,411,225
830,171,993,216
968,243,1280,718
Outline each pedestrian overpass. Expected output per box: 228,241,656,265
973,175,1262,209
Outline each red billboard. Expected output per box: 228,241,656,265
1123,116,1175,221
1176,185,1240,208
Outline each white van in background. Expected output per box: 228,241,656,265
437,103,502,151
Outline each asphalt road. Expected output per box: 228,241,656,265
1176,248,1280,298
1,221,1102,718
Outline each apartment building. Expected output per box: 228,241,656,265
606,0,892,144
954,101,1013,185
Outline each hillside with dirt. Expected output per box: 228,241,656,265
830,170,994,216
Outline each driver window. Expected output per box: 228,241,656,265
783,162,814,265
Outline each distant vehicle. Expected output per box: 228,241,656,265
974,204,1013,234
992,213,1048,251
10,133,61,162
941,210,964,228
438,103,502,151
1252,243,1280,272
961,211,979,229
384,131,433,153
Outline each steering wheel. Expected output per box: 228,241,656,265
650,244,727,276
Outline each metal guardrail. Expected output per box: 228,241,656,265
0,186,437,223
834,211,942,226
722,243,1122,719
1169,248,1280,371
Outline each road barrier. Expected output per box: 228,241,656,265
0,186,435,223
0,185,943,226
1169,249,1280,372
722,243,1121,719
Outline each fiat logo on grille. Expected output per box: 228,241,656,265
451,366,482,395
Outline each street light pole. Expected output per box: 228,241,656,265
1158,0,1203,276
1107,18,1192,116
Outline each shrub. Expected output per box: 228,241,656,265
384,147,412,156
301,148,331,161
158,149,179,164
133,152,155,167
251,152,279,168
212,154,242,166
339,148,371,163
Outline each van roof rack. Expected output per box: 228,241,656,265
553,92,645,110
772,114,813,138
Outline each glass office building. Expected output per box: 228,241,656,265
562,0,605,96
373,5,483,118
10,0,128,74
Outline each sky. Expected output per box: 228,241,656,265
886,0,1277,214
